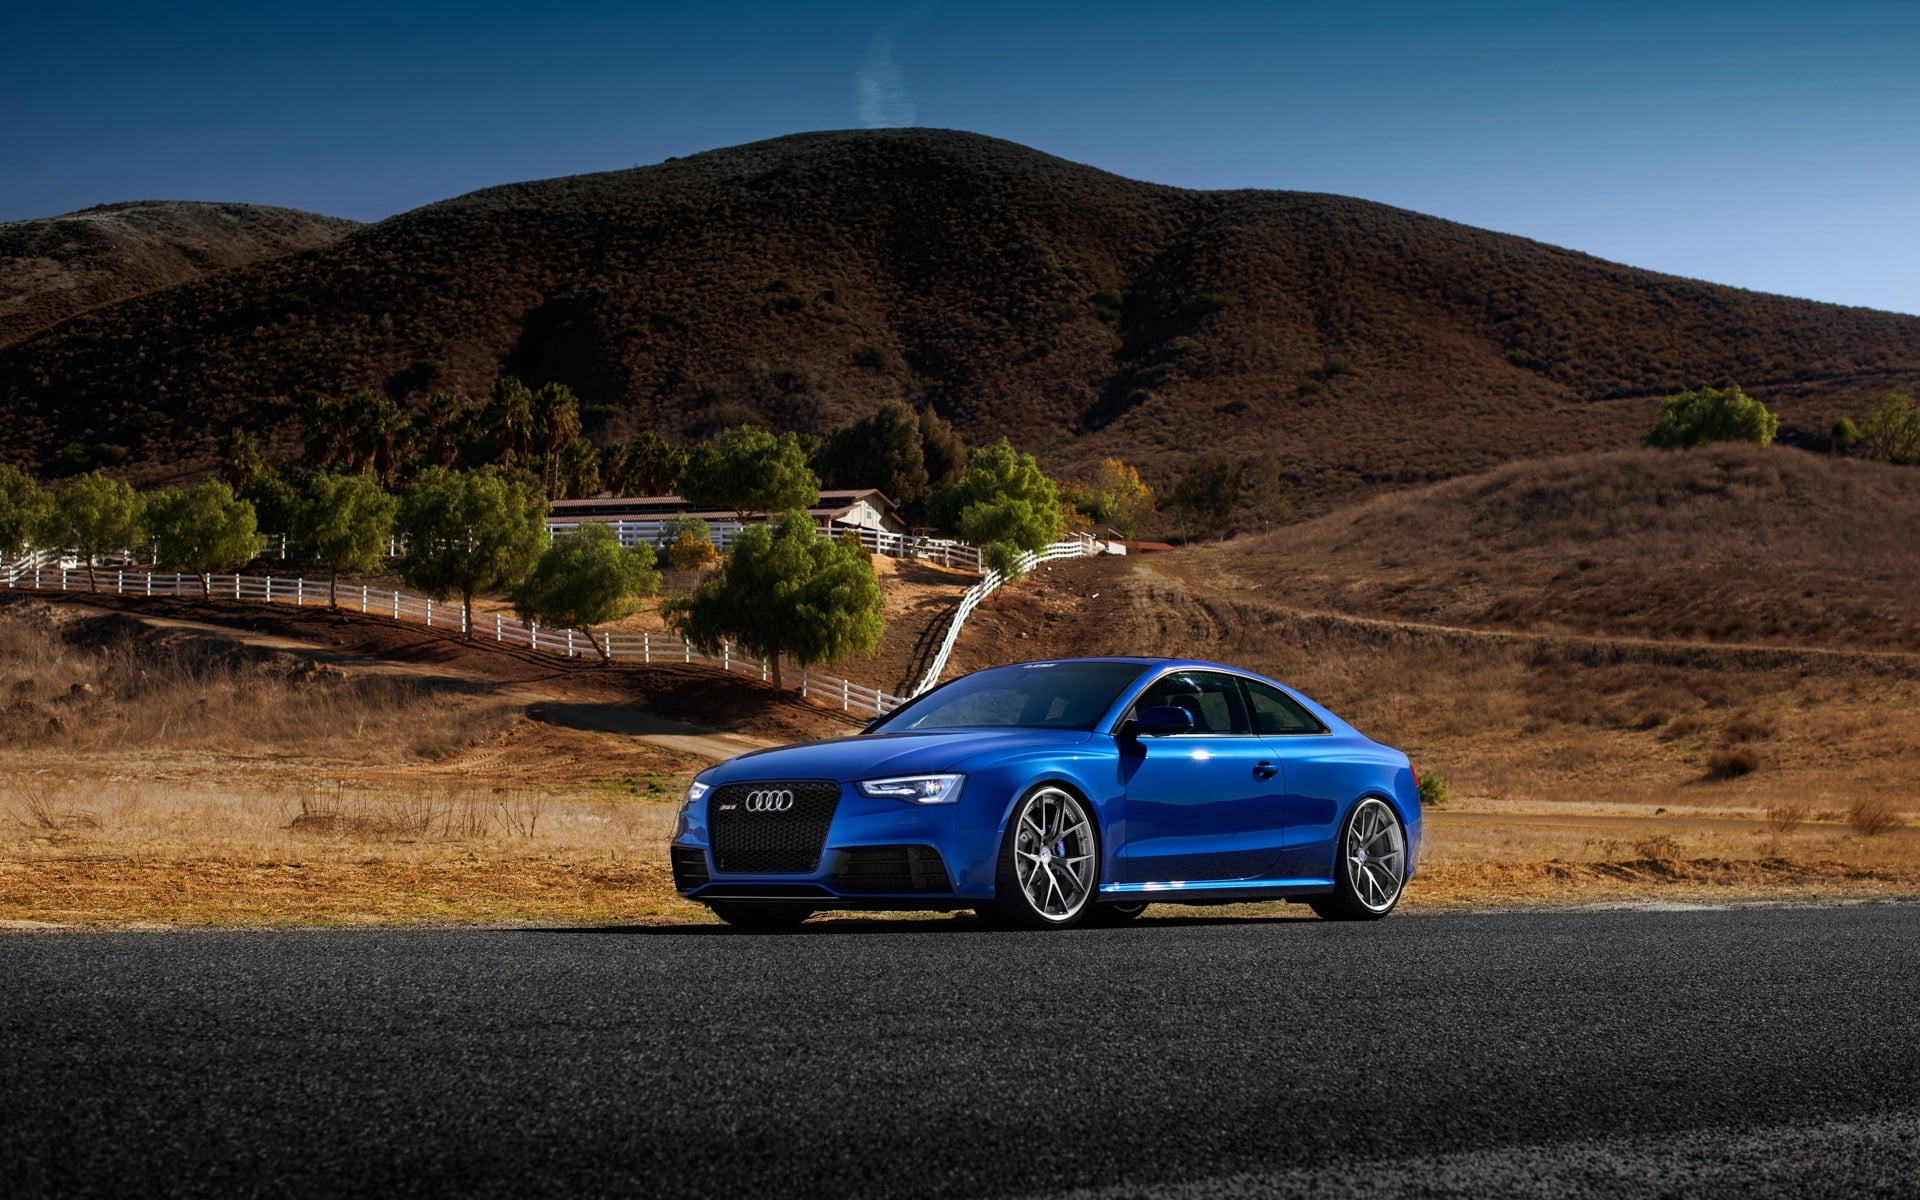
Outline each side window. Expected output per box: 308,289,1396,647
1242,678,1326,735
1132,671,1251,735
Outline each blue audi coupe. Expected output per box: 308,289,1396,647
670,657,1420,929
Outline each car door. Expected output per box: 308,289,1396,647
1242,676,1347,883
1114,670,1281,883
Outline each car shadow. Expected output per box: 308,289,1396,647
516,910,1321,936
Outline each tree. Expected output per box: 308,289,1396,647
482,376,537,467
555,438,601,500
531,383,583,492
1646,385,1778,448
417,392,480,470
605,431,688,496
1171,452,1243,540
147,480,264,597
663,509,882,689
397,467,549,637
1067,458,1155,538
662,516,722,570
339,390,413,482
1245,454,1294,534
816,402,930,510
676,426,820,519
0,464,52,560
292,472,399,610
927,439,1064,578
218,428,270,492
919,409,969,494
513,522,659,665
48,472,145,591
1860,394,1920,465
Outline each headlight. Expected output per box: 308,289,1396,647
683,780,711,810
856,774,965,804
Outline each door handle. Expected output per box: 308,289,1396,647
1253,761,1277,780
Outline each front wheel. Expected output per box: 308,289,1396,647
981,785,1100,929
708,902,813,930
1309,797,1408,921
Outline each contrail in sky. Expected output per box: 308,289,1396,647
856,5,937,129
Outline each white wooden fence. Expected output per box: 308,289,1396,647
0,563,908,716
545,518,983,571
911,535,1117,697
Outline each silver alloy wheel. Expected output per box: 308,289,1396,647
1345,798,1407,912
1012,787,1096,922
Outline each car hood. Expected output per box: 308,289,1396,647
704,728,1095,784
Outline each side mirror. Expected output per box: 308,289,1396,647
1127,705,1195,738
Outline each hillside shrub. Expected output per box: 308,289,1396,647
1703,748,1759,780
1860,394,1920,464
668,531,722,570
1646,386,1778,448
1416,770,1451,809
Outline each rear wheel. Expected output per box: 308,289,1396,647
1309,797,1407,921
982,785,1099,929
708,902,813,930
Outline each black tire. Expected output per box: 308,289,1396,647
980,784,1101,930
708,902,813,929
1084,902,1149,927
1309,796,1408,921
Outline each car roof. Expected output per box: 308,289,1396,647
988,655,1243,672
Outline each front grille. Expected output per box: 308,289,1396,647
708,780,841,874
833,845,953,893
670,845,710,891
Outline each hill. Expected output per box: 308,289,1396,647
1187,443,1920,652
0,201,360,350
3,129,1918,492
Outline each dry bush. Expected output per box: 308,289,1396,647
1632,835,1685,862
1704,749,1760,780
1723,714,1777,743
1766,802,1811,836
1848,798,1904,837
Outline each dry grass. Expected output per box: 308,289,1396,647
0,599,516,759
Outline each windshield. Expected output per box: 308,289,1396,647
870,661,1149,733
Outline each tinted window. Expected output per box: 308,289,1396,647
872,661,1149,732
1242,678,1326,735
1130,671,1251,735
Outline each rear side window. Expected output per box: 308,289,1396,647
1131,671,1251,735
1241,678,1326,735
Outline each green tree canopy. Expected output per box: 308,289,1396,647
397,467,549,637
555,437,601,500
926,439,1063,578
0,464,52,560
663,509,882,689
49,471,145,591
919,409,969,493
1171,452,1244,540
605,431,688,496
531,382,583,492
292,471,400,610
676,426,820,519
513,521,659,664
304,391,413,481
1860,394,1920,465
816,401,931,510
147,480,264,597
482,376,537,466
1646,385,1779,448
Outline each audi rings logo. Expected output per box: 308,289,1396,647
743,789,796,813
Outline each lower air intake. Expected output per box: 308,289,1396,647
832,845,953,893
670,845,711,891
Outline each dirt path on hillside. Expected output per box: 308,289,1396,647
76,607,780,763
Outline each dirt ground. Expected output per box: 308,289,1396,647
4,562,1917,928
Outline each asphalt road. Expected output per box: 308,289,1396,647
4,904,1918,1198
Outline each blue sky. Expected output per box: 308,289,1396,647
8,1,1918,312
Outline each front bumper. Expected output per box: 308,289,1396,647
671,778,1000,907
